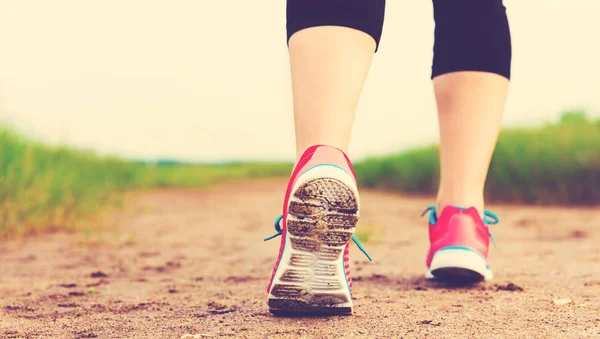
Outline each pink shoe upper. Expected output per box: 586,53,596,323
426,206,491,268
266,145,356,294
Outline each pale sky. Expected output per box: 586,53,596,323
1,1,599,161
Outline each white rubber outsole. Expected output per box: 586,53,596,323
426,248,493,282
267,164,359,315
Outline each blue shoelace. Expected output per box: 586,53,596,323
264,214,373,261
421,205,500,246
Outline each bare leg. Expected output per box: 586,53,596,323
289,27,376,160
432,0,511,217
434,72,509,216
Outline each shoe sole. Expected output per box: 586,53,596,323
426,248,493,283
268,165,358,316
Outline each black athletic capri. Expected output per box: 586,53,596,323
286,0,511,80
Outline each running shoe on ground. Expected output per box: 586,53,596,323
264,145,371,316
422,205,499,283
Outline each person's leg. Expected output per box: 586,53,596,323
432,0,511,216
266,0,386,315
435,73,508,215
425,0,511,282
287,0,386,160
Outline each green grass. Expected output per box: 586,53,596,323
354,222,384,244
140,162,293,188
2,111,598,238
0,128,292,238
355,111,600,205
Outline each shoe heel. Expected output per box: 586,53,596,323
268,165,358,315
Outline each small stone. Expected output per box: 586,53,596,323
90,271,108,278
553,298,573,305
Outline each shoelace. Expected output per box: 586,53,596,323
421,205,500,247
264,214,373,261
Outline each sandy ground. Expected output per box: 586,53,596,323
1,179,599,339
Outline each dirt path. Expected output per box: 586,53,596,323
1,179,599,338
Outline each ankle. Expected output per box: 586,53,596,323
436,197,485,219
295,143,349,163
295,141,349,162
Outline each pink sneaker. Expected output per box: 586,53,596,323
422,205,499,283
264,145,371,316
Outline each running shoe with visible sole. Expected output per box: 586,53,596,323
422,205,499,283
264,145,371,316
